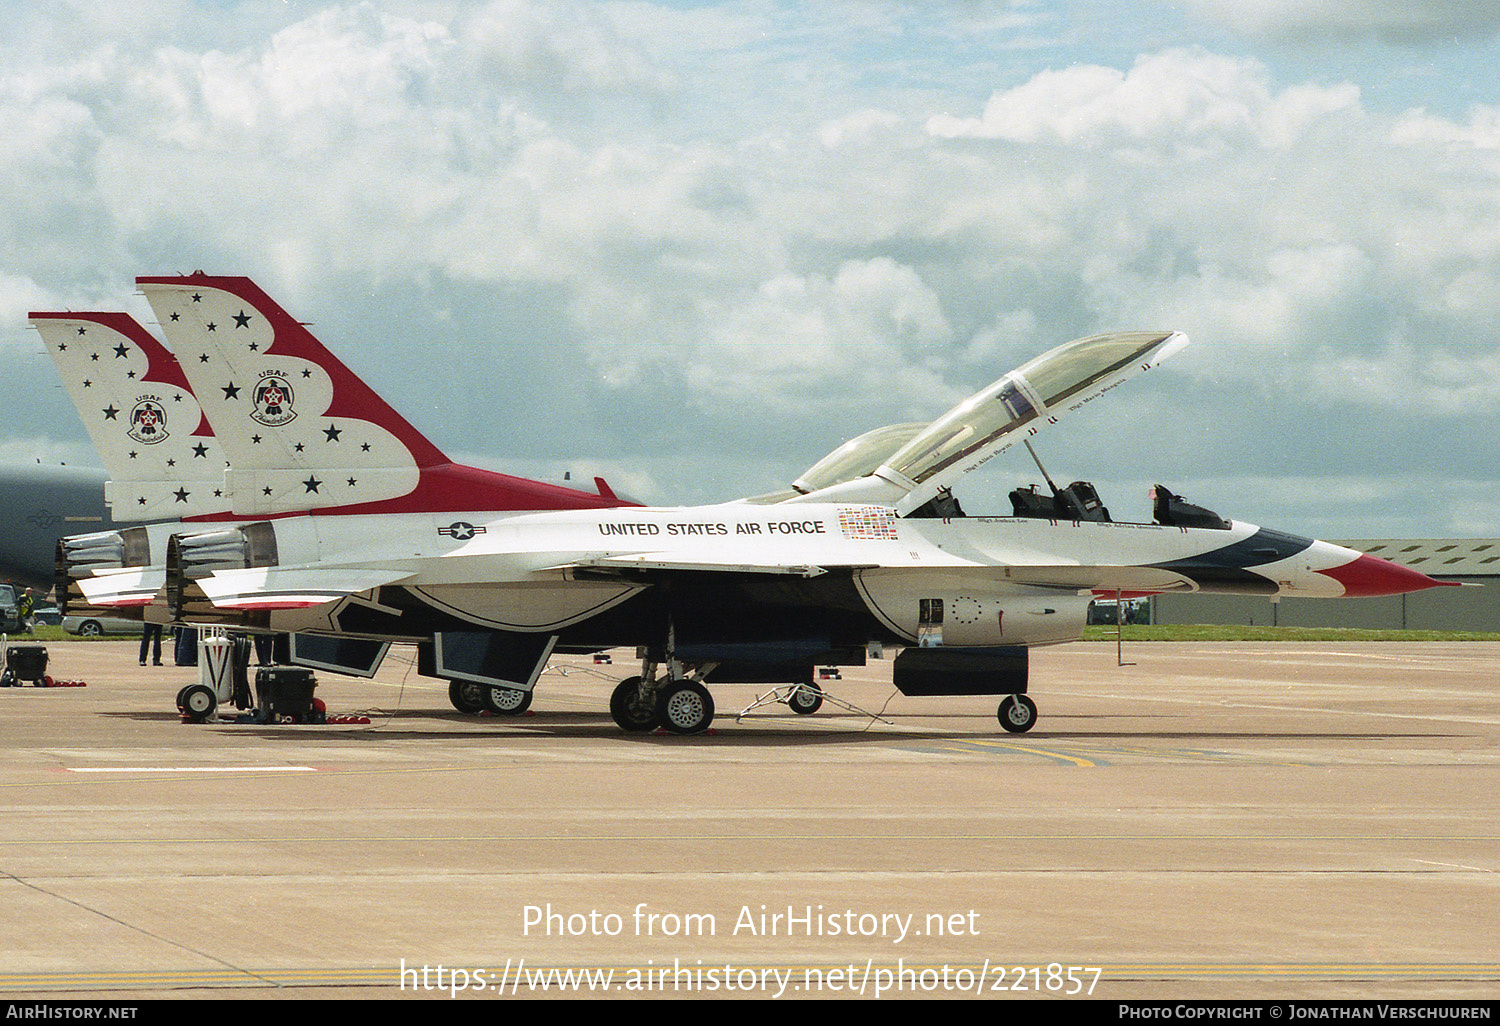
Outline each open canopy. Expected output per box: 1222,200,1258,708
788,330,1188,515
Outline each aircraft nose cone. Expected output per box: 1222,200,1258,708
1316,553,1455,597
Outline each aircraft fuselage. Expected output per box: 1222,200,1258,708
158,502,1391,658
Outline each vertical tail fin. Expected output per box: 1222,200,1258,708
29,312,231,521
138,274,633,516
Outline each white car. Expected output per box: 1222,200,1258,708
64,615,144,637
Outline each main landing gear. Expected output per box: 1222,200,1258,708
657,679,715,735
609,664,717,735
609,664,1037,736
609,676,659,732
447,680,534,716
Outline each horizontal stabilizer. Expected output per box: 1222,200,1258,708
77,568,166,607
193,566,411,611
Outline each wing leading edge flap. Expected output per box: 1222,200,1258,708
563,555,880,578
194,566,413,610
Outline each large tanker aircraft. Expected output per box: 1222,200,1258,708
32,275,1448,734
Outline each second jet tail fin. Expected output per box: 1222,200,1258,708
30,312,231,522
138,274,633,516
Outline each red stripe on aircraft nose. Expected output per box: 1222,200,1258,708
1317,554,1457,597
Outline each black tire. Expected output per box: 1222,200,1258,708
180,684,218,723
175,685,192,711
481,685,533,716
609,676,658,732
655,679,715,735
787,682,823,715
448,680,484,714
997,694,1038,734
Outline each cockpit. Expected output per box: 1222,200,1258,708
773,329,1196,521
998,478,1229,529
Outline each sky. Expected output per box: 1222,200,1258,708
3,0,1499,539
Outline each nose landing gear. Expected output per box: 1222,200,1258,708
997,693,1038,733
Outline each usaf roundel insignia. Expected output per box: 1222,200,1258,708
251,373,297,427
127,398,169,445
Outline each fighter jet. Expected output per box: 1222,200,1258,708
31,304,635,709
39,275,1447,734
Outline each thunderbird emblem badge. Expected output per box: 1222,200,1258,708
251,373,297,427
126,397,169,445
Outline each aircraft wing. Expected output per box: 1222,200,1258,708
571,553,1199,598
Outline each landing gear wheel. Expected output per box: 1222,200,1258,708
997,694,1038,734
448,680,484,714
610,676,658,733
787,682,824,715
481,685,533,716
656,679,715,735
180,684,218,723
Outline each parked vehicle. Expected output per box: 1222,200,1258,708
64,615,144,637
0,585,19,631
1087,598,1150,625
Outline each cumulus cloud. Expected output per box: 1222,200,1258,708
1171,0,1500,44
1391,103,1500,149
690,258,956,407
5,2,1500,527
926,49,1361,154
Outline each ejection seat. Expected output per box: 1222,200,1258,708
1151,485,1231,530
1008,481,1111,522
906,487,967,519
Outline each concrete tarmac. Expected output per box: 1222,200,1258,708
0,638,1496,1001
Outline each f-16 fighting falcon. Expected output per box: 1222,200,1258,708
32,275,1449,734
